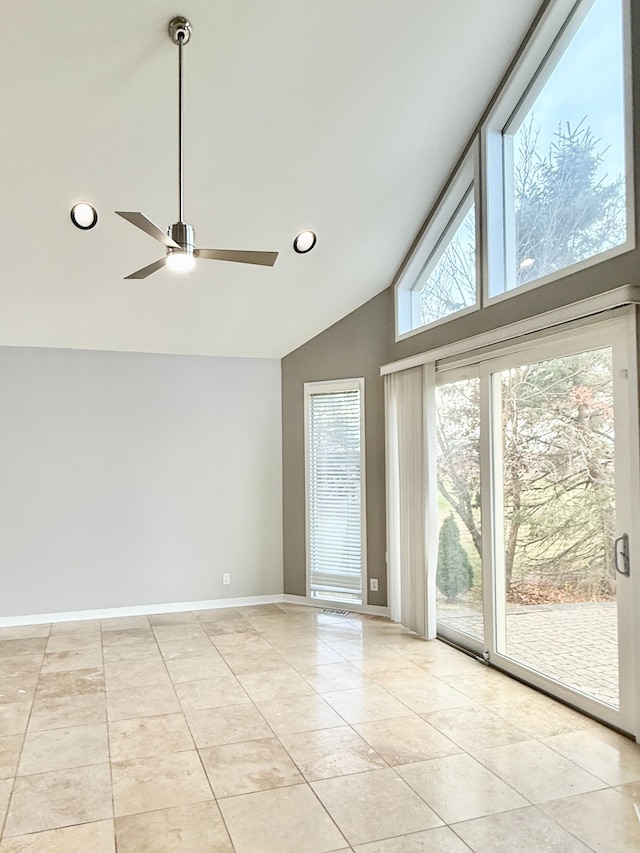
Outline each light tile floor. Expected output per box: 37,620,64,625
1,603,639,851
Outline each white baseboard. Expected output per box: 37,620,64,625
0,592,390,628
0,594,286,627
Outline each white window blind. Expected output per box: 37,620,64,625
305,380,365,605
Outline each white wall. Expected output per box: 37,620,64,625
0,347,283,618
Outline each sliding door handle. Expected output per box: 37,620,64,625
614,533,630,576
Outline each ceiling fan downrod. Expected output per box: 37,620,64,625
168,17,191,227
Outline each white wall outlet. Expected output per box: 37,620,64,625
222,573,231,585
369,578,378,592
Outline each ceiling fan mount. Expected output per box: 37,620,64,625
116,16,278,280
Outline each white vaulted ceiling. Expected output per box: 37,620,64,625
0,1,542,358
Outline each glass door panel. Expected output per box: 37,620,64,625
430,315,636,733
493,346,621,708
435,376,484,644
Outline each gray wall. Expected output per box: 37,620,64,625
1,347,282,618
281,0,640,607
282,259,640,609
282,290,392,605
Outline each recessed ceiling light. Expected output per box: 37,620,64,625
70,202,98,230
293,230,316,254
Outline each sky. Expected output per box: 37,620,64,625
514,0,625,183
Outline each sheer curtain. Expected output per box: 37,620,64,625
384,363,437,638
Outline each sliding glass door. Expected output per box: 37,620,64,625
434,315,637,732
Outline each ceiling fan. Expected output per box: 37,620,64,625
116,16,278,279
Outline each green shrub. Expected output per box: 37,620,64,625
437,514,474,601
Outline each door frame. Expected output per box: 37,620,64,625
434,308,640,736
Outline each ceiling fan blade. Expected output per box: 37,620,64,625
116,211,180,249
124,257,168,280
195,249,278,267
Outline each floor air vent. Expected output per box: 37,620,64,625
321,608,349,615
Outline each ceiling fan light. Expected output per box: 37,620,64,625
70,202,98,230
293,230,317,254
166,250,196,274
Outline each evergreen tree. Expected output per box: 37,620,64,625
514,117,625,286
437,514,474,601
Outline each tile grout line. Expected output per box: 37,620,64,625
105,612,240,848
0,623,52,842
187,608,361,850
244,614,413,850
100,619,118,853
178,609,239,853
250,612,353,850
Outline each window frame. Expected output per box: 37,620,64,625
304,377,367,606
395,143,481,341
482,0,635,305
394,0,634,339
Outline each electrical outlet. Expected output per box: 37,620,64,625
222,573,231,585
369,578,378,592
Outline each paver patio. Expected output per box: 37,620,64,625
439,601,619,706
